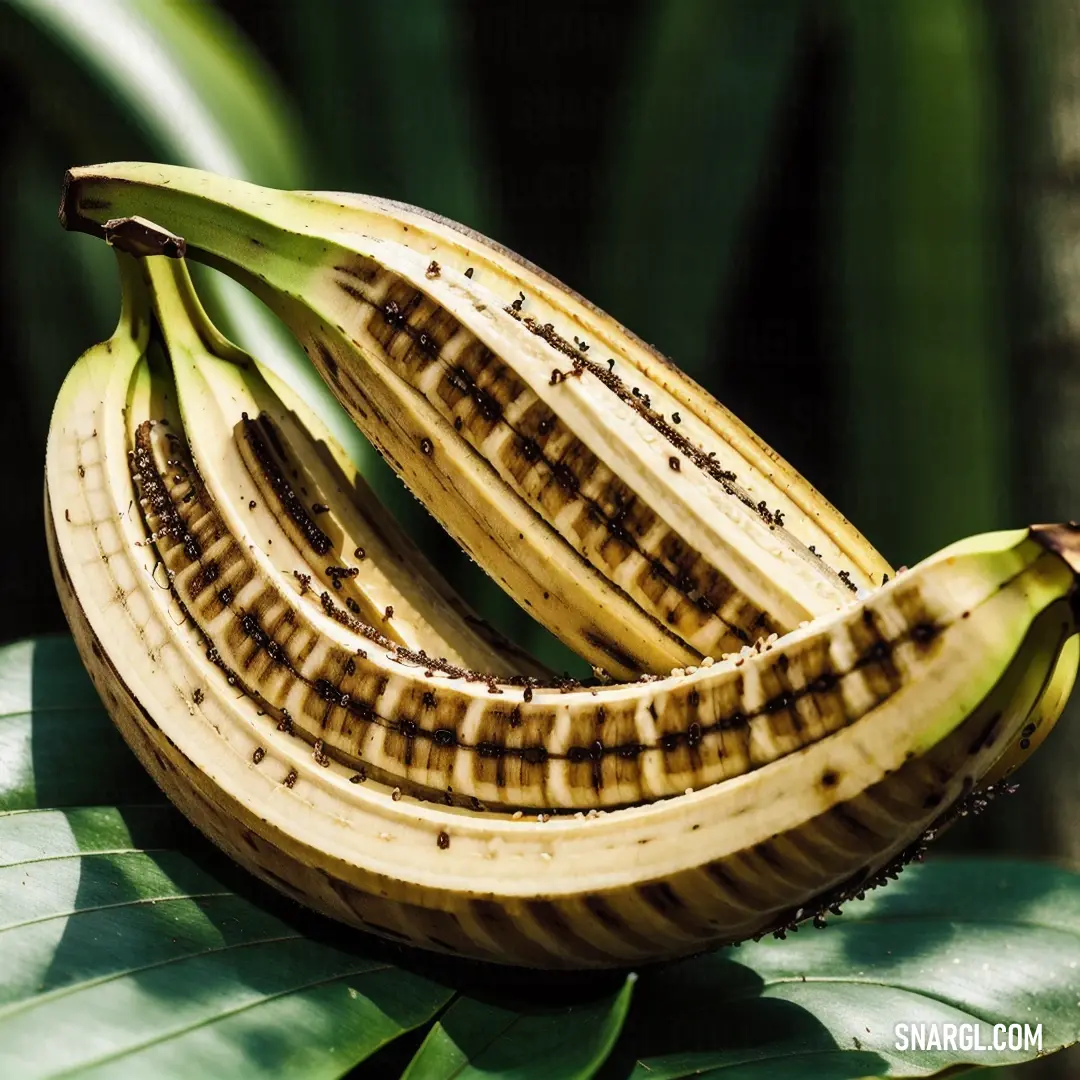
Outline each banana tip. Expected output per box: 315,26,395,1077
60,169,186,258
58,168,108,240
1030,522,1080,573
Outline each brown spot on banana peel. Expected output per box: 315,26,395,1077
291,267,754,658
237,413,332,555
506,306,857,593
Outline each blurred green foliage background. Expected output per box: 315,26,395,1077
2,2,1080,1071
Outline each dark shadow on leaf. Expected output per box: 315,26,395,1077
596,950,890,1080
186,823,630,1006
34,803,446,1073
26,635,159,811
830,853,1074,971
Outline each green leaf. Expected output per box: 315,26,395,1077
836,0,1010,564
0,806,452,1079
605,858,1080,1078
0,637,452,1079
3,0,302,181
0,0,374,474
594,0,808,383
0,637,158,812
7,635,1080,1077
402,975,635,1080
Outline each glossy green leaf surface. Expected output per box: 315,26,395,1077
402,975,635,1080
0,636,157,812
605,859,1080,1077
0,805,452,1079
3,636,1080,1077
0,638,453,1079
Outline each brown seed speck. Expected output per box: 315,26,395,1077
425,259,440,278
284,769,298,789
672,411,681,424
384,605,394,620
420,437,433,455
252,747,265,764
523,686,533,702
465,266,474,278
312,503,329,514
65,509,71,522
392,787,402,801
248,500,256,510
78,465,85,478
349,769,367,784
354,547,366,560
437,830,450,850
669,456,680,472
193,688,205,705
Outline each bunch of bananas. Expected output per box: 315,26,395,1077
45,162,1080,969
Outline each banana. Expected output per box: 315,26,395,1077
45,246,1080,966
140,255,546,680
59,163,893,679
981,634,1079,786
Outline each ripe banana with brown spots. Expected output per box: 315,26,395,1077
60,162,894,680
58,162,1076,778
45,228,1080,966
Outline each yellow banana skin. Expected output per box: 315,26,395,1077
45,253,1080,966
141,256,546,679
60,164,893,679
981,592,1080,786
